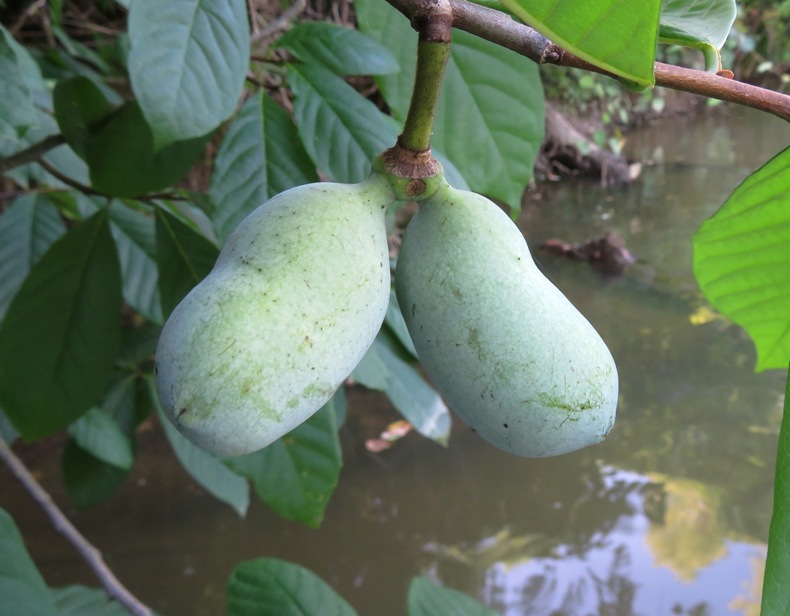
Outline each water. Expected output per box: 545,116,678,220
2,106,790,616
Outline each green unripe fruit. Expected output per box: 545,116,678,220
155,173,394,456
395,180,618,457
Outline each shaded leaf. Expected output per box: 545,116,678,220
0,194,66,320
385,290,417,358
498,0,661,87
0,211,122,439
209,91,318,243
62,440,130,508
276,21,398,76
68,407,134,470
155,208,219,317
226,393,344,528
227,558,357,616
0,25,38,139
148,377,249,516
0,508,58,616
408,577,498,616
288,62,398,183
53,76,114,158
693,146,790,371
761,364,790,616
0,407,19,444
353,332,450,445
51,585,130,616
659,0,737,71
128,0,250,147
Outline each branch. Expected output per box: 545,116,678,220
390,0,790,123
0,435,152,616
0,134,66,175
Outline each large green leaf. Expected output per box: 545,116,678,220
108,201,163,324
288,62,399,183
352,331,450,445
148,377,250,516
761,364,790,616
659,0,737,72
407,577,498,616
226,393,344,528
0,211,122,439
0,25,38,140
53,76,114,159
693,146,790,372
128,0,250,148
355,0,543,210
51,585,130,616
209,91,318,243
62,439,130,508
0,194,66,320
497,0,661,87
276,21,399,76
227,558,357,616
68,406,134,470
0,508,58,616
155,208,219,317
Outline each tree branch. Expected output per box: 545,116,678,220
0,134,66,175
0,435,152,616
391,0,790,123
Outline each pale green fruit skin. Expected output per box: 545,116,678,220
395,182,618,457
155,174,394,456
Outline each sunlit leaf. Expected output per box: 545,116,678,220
659,0,737,72
693,146,790,371
51,585,130,616
68,407,134,470
408,577,498,616
0,25,38,139
0,211,122,439
227,558,357,616
209,91,318,243
128,0,250,147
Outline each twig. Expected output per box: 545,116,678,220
0,135,66,175
0,435,152,616
251,0,307,43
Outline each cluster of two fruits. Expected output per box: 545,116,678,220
155,160,618,458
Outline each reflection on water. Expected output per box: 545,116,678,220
1,107,789,616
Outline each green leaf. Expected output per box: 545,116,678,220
0,407,19,444
68,407,134,470
693,146,790,371
0,211,122,440
62,439,130,508
355,0,543,210
407,577,497,616
155,208,219,317
276,21,399,76
128,0,250,148
51,585,130,616
659,0,737,72
226,393,344,528
353,332,451,445
108,201,163,324
0,25,38,140
53,76,114,158
761,365,790,616
0,194,66,320
148,377,250,516
227,558,357,616
0,508,58,616
209,91,319,243
288,62,398,183
497,0,661,87
385,290,417,358
84,101,209,198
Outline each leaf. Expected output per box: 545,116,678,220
108,201,163,324
0,194,66,320
693,146,790,372
62,440,130,509
497,0,662,88
148,377,250,516
355,0,543,210
227,558,357,616
53,76,114,158
0,508,58,616
51,585,130,616
385,290,417,358
353,332,451,445
0,407,19,445
128,0,250,148
0,211,122,440
288,62,399,183
276,21,399,76
68,407,134,470
84,101,209,198
209,91,318,243
226,393,344,528
0,25,38,140
407,577,498,616
155,207,219,318
761,365,790,616
659,0,737,72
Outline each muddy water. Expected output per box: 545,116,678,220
2,106,790,616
